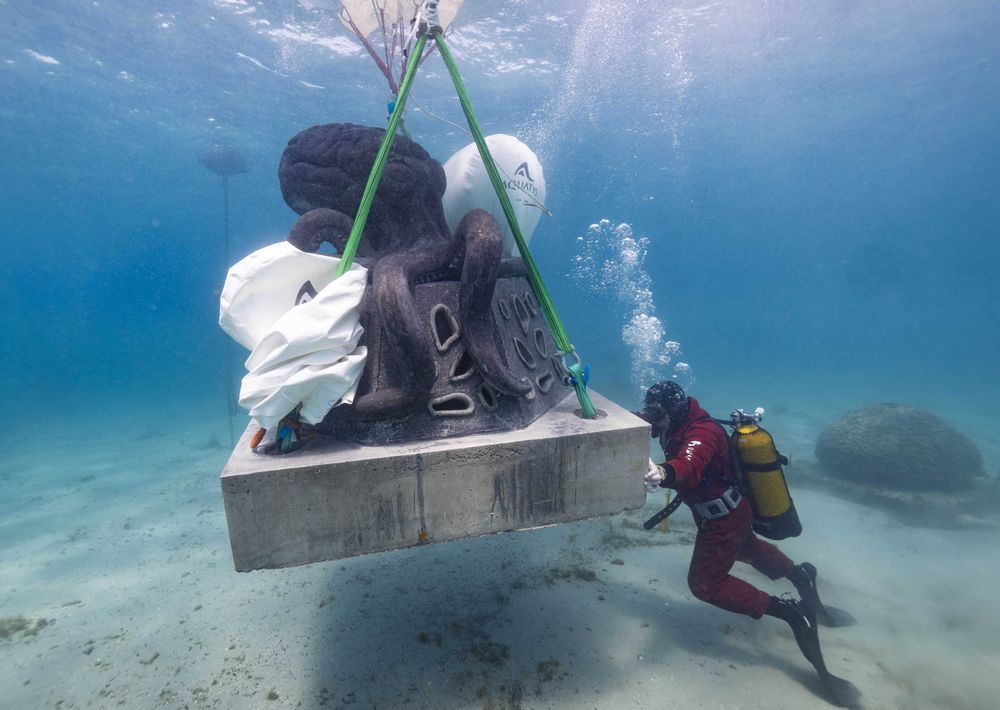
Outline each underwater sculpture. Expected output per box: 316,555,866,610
275,123,565,444
801,403,1000,527
815,403,983,491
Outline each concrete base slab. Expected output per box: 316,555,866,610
220,391,648,571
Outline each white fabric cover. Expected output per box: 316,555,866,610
219,242,368,430
442,134,546,255
219,241,344,350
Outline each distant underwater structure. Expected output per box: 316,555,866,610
198,145,248,179
198,144,248,267
803,403,999,528
200,144,249,446
816,403,983,492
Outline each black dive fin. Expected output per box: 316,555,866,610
787,602,862,709
821,673,863,709
819,605,857,629
794,563,858,629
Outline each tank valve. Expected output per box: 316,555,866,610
728,406,765,427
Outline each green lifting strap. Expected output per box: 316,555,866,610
334,25,595,420
335,33,428,278
433,32,596,419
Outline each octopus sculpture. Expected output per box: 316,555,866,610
278,123,536,421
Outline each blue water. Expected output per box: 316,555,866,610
3,0,998,427
2,1,999,708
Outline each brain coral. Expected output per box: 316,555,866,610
815,403,983,492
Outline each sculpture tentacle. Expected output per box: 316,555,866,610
456,210,533,399
287,208,356,255
353,241,455,417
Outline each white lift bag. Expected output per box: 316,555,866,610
219,241,367,430
442,134,546,255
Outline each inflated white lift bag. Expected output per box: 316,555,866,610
219,241,367,430
442,134,546,255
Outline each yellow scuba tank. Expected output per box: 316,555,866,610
728,409,802,540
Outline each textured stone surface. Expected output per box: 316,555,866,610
279,122,450,255
815,403,983,492
221,391,648,571
278,123,543,420
322,275,565,444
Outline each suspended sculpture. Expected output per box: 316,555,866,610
275,122,566,445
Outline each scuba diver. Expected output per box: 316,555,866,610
638,380,860,709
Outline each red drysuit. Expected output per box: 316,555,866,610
659,397,795,618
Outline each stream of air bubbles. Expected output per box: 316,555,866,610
572,219,693,392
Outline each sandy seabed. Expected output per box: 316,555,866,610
1,407,999,710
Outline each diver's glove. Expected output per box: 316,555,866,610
644,458,662,493
645,458,677,492
644,459,673,492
